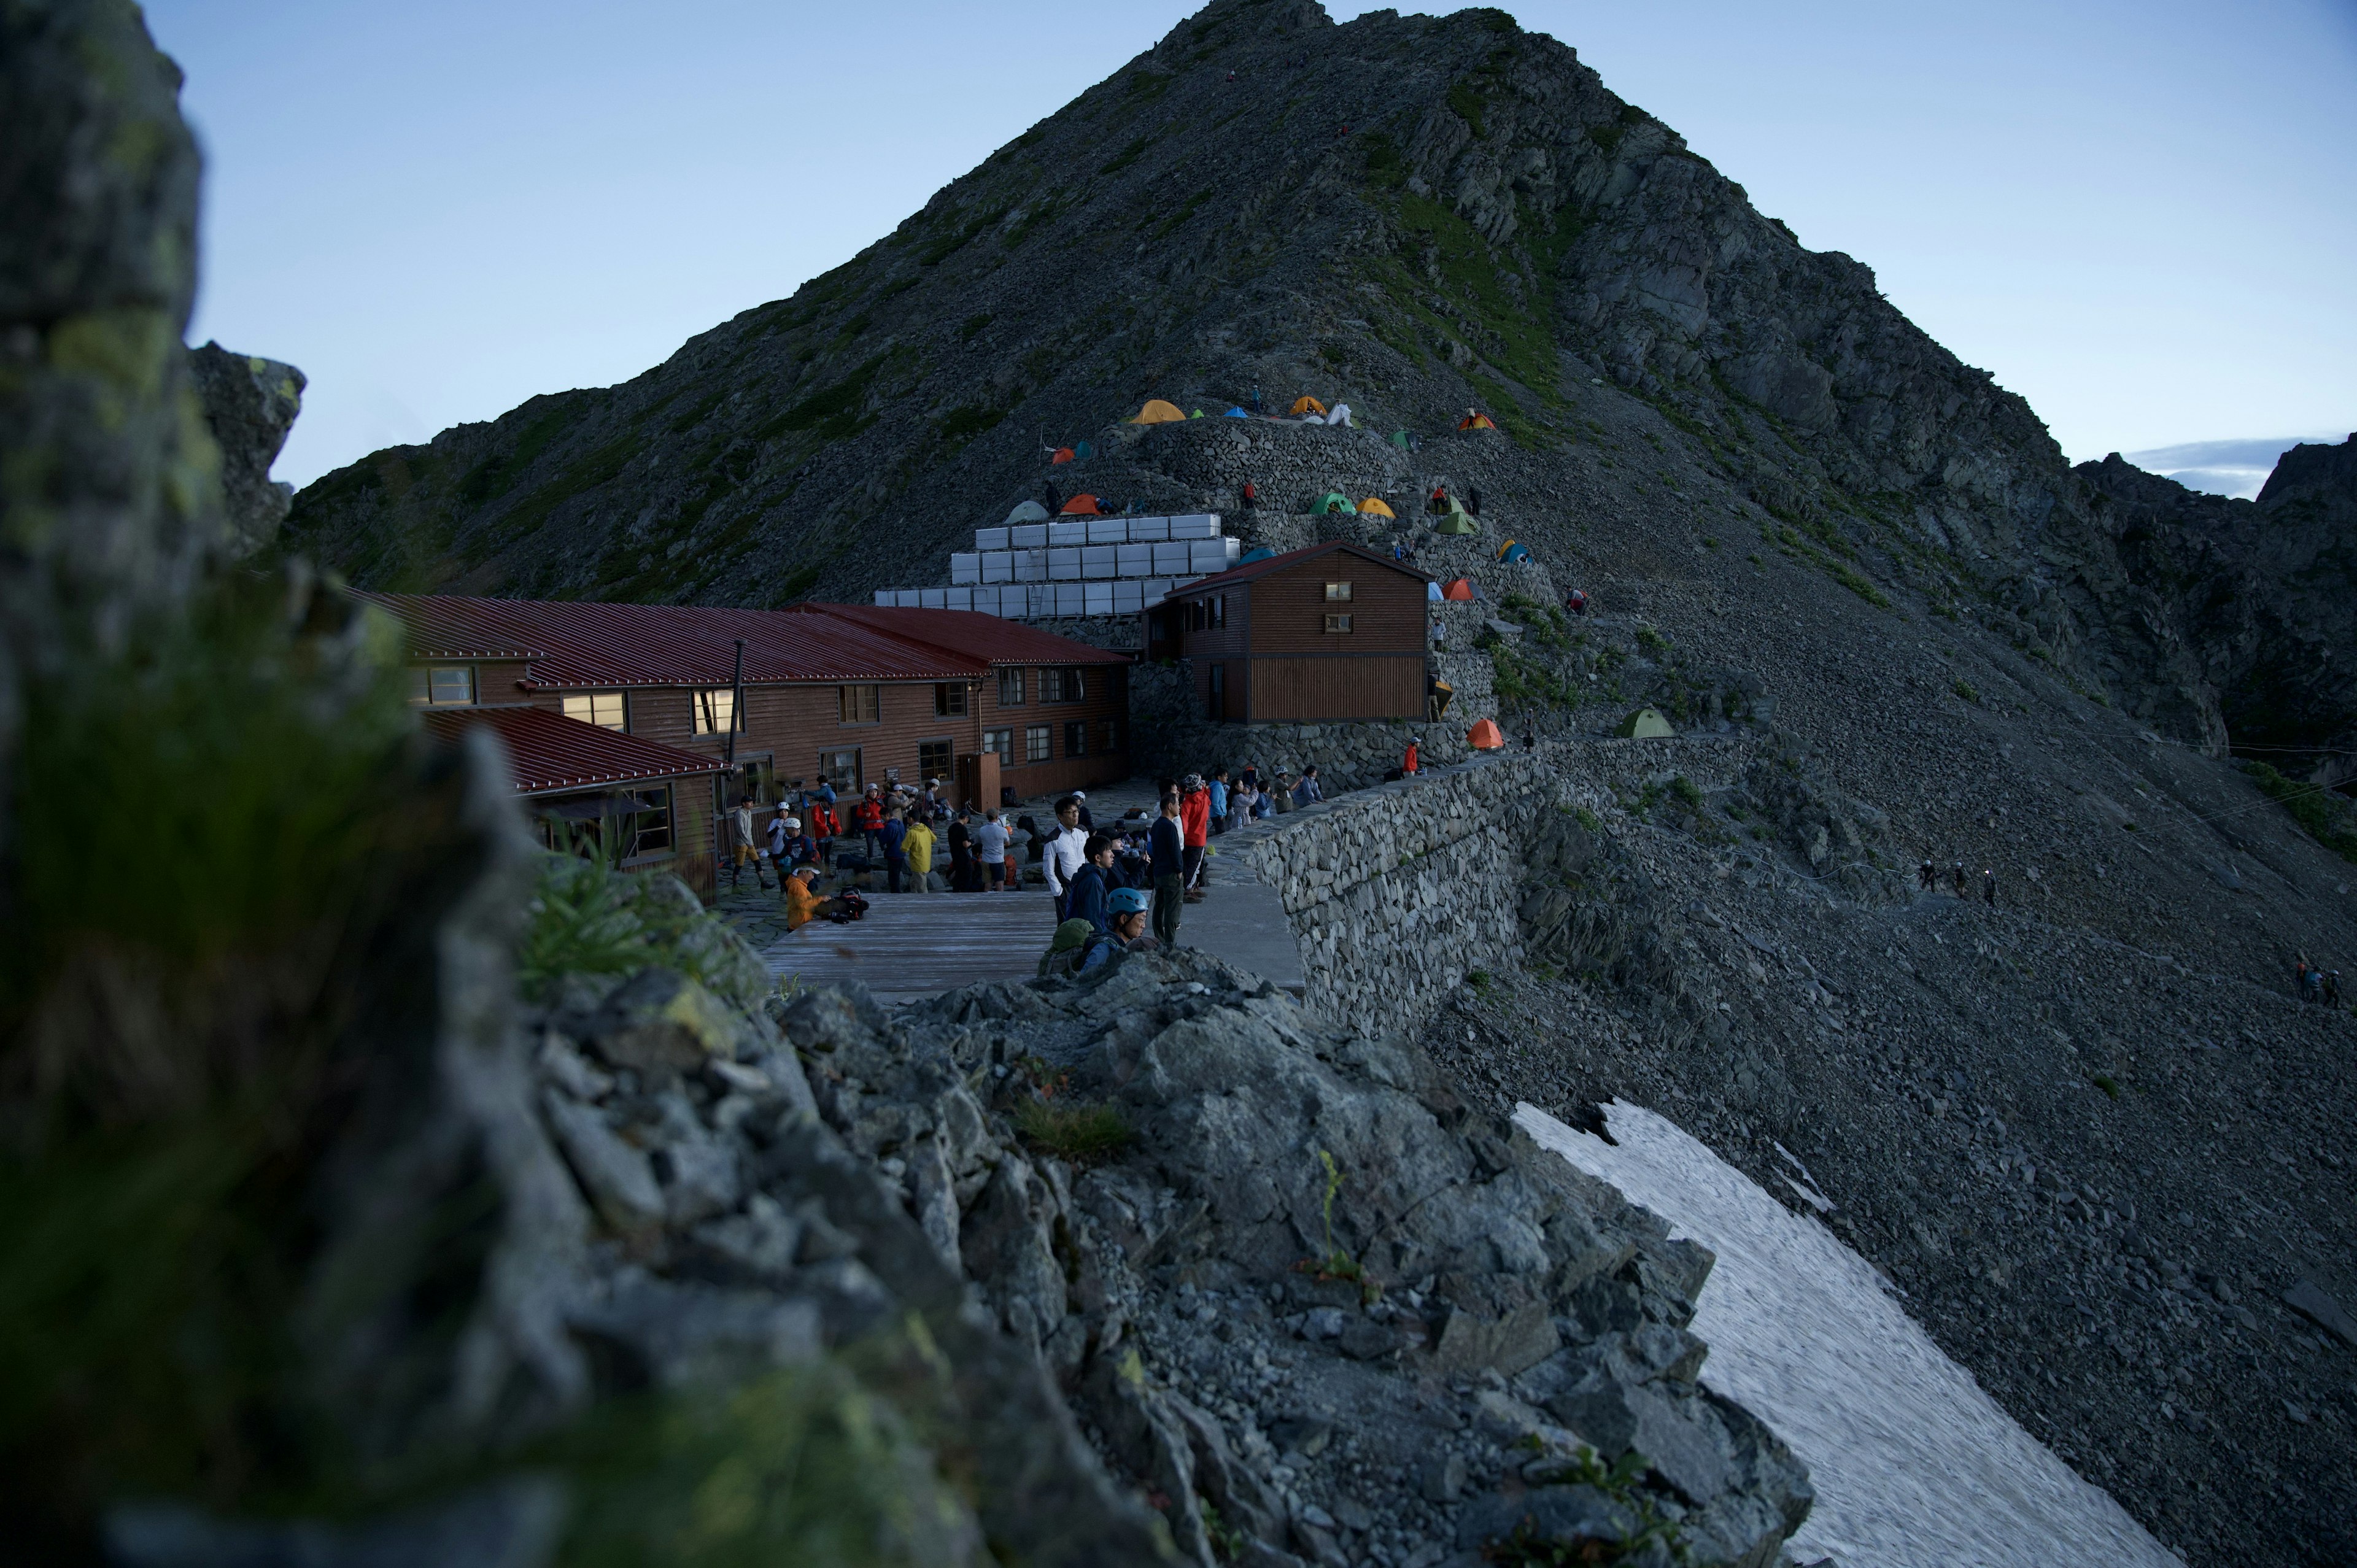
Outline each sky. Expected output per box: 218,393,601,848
147,0,2356,495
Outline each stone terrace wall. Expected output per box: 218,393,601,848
1218,754,1562,1038
1128,658,1469,794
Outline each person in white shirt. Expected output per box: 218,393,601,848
730,798,770,889
1042,794,1091,917
973,809,1013,890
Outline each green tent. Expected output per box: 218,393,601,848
1312,491,1356,515
1390,430,1412,450
1617,707,1676,740
1433,508,1478,535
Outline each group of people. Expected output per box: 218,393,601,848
729,778,1075,929
2294,956,2344,1008
1919,859,1999,905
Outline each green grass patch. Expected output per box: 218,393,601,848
1953,679,1979,703
1447,79,1488,139
2242,760,2357,864
1014,1100,1134,1164
756,352,890,444
1098,137,1150,176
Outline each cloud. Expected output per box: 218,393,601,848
2119,435,2345,501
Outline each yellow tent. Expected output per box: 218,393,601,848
1288,395,1328,416
1617,707,1676,739
1131,399,1186,424
1357,497,1396,518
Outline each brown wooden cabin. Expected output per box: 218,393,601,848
1142,541,1430,722
418,703,729,896
373,595,1132,892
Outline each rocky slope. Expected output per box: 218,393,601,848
263,3,2281,748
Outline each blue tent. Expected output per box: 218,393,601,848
1225,406,1251,418
1498,542,1532,564
1073,439,1094,459
1426,581,1444,601
1239,547,1275,563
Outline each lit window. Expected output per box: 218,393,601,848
934,682,968,717
692,689,742,735
998,668,1025,705
1325,581,1354,602
562,692,627,731
983,728,1014,764
1324,613,1354,633
1024,724,1051,764
410,665,475,706
837,684,880,724
918,740,953,778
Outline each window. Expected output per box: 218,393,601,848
1024,724,1051,764
1324,581,1354,602
622,786,673,858
534,786,671,864
1212,594,1227,629
983,728,1013,765
918,739,953,779
409,665,475,706
1097,717,1120,755
1207,663,1226,722
1064,721,1086,758
692,688,743,735
1324,613,1354,634
837,684,880,724
562,691,627,731
818,748,862,794
1042,667,1086,704
934,682,968,717
997,668,1025,705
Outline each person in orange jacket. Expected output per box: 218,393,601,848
806,795,842,866
853,787,887,860
1178,775,1211,901
1403,736,1421,774
784,865,842,930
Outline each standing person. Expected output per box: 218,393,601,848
1240,762,1260,792
1206,770,1230,835
1250,781,1275,822
1179,776,1211,902
807,794,842,867
730,797,770,890
1292,765,1323,808
1242,479,1258,508
1403,736,1421,775
880,808,908,895
856,787,887,861
974,808,1012,891
1072,791,1094,830
946,809,978,892
1150,792,1185,946
1064,835,1116,934
905,813,937,894
1983,868,1996,905
764,806,792,892
1919,859,1936,892
1233,778,1259,824
1042,795,1090,917
1951,860,1967,897
2326,970,2343,1009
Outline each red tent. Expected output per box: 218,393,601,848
1059,493,1106,516
1441,578,1474,601
1467,718,1505,749
1050,446,1077,465
1457,411,1498,431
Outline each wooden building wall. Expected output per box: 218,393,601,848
1177,552,1426,723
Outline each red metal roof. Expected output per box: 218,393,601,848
363,593,996,687
1165,540,1430,598
419,705,728,795
802,604,1131,666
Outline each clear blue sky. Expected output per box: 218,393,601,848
149,0,2356,492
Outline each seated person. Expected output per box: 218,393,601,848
783,863,843,930
1036,887,1160,978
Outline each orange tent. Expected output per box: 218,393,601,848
1059,493,1107,516
1050,446,1077,465
1467,718,1505,750
1441,578,1474,601
1131,399,1186,425
1457,411,1498,431
1289,395,1328,416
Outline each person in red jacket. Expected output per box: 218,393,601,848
854,787,887,862
1178,775,1212,902
1403,736,1421,774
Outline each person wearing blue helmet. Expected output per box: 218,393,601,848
1038,886,1159,978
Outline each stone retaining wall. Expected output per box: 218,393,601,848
1217,753,1564,1038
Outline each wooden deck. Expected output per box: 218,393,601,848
759,882,1306,1003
